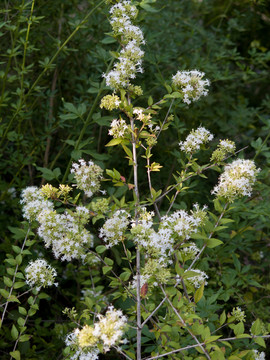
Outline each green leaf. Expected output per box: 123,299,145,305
0,288,10,298
251,319,261,335
11,324,19,340
5,258,16,266
139,3,159,13
12,245,21,254
205,335,222,343
233,322,244,336
18,307,27,315
106,138,122,146
104,257,114,266
220,310,226,325
96,245,107,254
214,198,224,213
10,351,20,360
4,276,13,287
206,238,223,248
255,336,266,348
7,295,20,303
19,334,31,342
15,254,22,265
102,266,112,275
194,282,204,303
14,281,25,289
17,317,25,327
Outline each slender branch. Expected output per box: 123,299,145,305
141,297,166,328
160,285,211,360
0,227,30,328
87,249,137,303
187,202,229,271
153,146,249,206
146,155,161,221
130,110,142,360
166,190,179,215
11,294,38,357
219,335,270,341
112,346,134,360
0,289,31,308
156,99,174,139
122,241,134,276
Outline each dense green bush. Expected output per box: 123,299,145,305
0,0,270,359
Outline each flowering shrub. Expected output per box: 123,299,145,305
1,1,270,360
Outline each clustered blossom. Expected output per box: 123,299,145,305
65,306,127,360
100,94,121,111
99,210,130,248
252,350,266,360
131,205,207,264
231,307,246,322
38,206,93,261
71,159,103,198
179,127,214,154
91,198,110,214
211,139,236,163
21,186,53,222
179,242,200,262
108,118,129,138
211,159,260,202
160,204,207,241
41,183,72,200
130,259,171,292
172,70,210,104
103,1,145,90
184,269,208,288
25,259,58,291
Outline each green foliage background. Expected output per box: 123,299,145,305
0,0,270,358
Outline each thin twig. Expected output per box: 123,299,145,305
147,155,161,221
1,227,30,328
160,285,211,360
187,202,229,271
141,297,166,328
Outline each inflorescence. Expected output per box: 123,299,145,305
103,0,145,90
25,259,58,291
211,159,260,202
65,306,127,360
172,70,210,105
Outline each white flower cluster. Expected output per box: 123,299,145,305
219,139,236,152
179,242,200,262
179,127,214,154
184,269,208,288
21,186,53,222
231,307,246,322
99,210,130,248
100,94,121,111
38,206,93,261
160,204,207,241
108,118,129,138
130,209,173,263
252,350,265,360
131,205,206,264
103,1,145,89
211,159,260,202
172,70,210,104
211,139,236,163
25,259,58,291
71,159,103,198
65,306,127,359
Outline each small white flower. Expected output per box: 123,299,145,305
179,127,214,154
25,259,57,291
